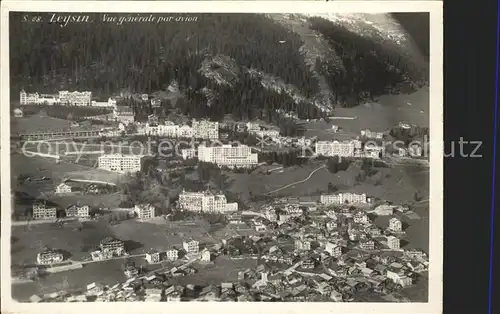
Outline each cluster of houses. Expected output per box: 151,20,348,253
30,242,427,302
29,193,427,302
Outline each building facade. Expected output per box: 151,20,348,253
66,205,90,218
166,249,179,261
360,239,375,250
113,106,135,124
98,154,144,173
37,250,64,265
325,242,342,258
315,140,361,157
134,204,156,219
55,182,73,194
192,119,219,140
320,193,367,205
389,218,403,232
146,250,161,264
178,190,238,213
361,129,384,139
181,148,197,160
386,270,413,287
100,237,125,256
183,239,199,254
59,91,92,106
20,90,59,105
197,144,258,168
294,239,312,251
387,236,400,250
33,204,57,220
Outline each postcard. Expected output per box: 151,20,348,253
1,1,443,313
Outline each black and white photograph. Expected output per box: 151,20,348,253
1,1,443,313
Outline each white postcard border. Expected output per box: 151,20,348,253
1,1,443,314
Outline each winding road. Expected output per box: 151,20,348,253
267,164,326,195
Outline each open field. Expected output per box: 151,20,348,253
11,256,156,302
302,87,429,140
11,115,74,134
170,256,258,286
48,193,123,210
226,161,330,199
12,154,121,194
11,220,114,265
226,160,428,204
22,141,149,157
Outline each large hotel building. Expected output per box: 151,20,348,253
32,203,57,220
178,190,238,213
143,119,218,140
197,144,258,168
98,154,145,173
315,140,362,157
20,90,58,105
59,91,92,106
320,193,368,205
20,90,92,106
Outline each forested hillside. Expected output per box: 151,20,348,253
10,13,318,98
10,12,428,115
309,17,428,107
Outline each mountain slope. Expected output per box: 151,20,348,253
10,12,429,115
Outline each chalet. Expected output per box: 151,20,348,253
66,204,90,218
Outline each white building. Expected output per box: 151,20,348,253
364,145,384,159
315,140,361,157
33,204,57,220
320,193,367,205
59,90,92,106
197,144,258,168
177,125,194,138
254,222,267,232
178,190,238,214
192,119,219,140
134,204,156,219
166,249,179,261
113,106,135,124
386,269,413,287
183,239,199,254
353,211,369,224
146,250,161,264
361,129,384,139
20,90,59,105
325,242,342,258
37,250,64,265
66,205,90,218
13,108,24,117
255,129,280,139
20,90,38,105
200,249,211,262
294,239,311,251
246,122,261,133
387,236,400,250
91,98,116,108
181,148,197,160
388,218,403,232
98,154,144,173
55,182,72,194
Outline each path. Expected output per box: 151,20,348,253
77,253,146,265
267,164,326,194
65,178,117,186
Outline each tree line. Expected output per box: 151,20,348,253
10,13,317,100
